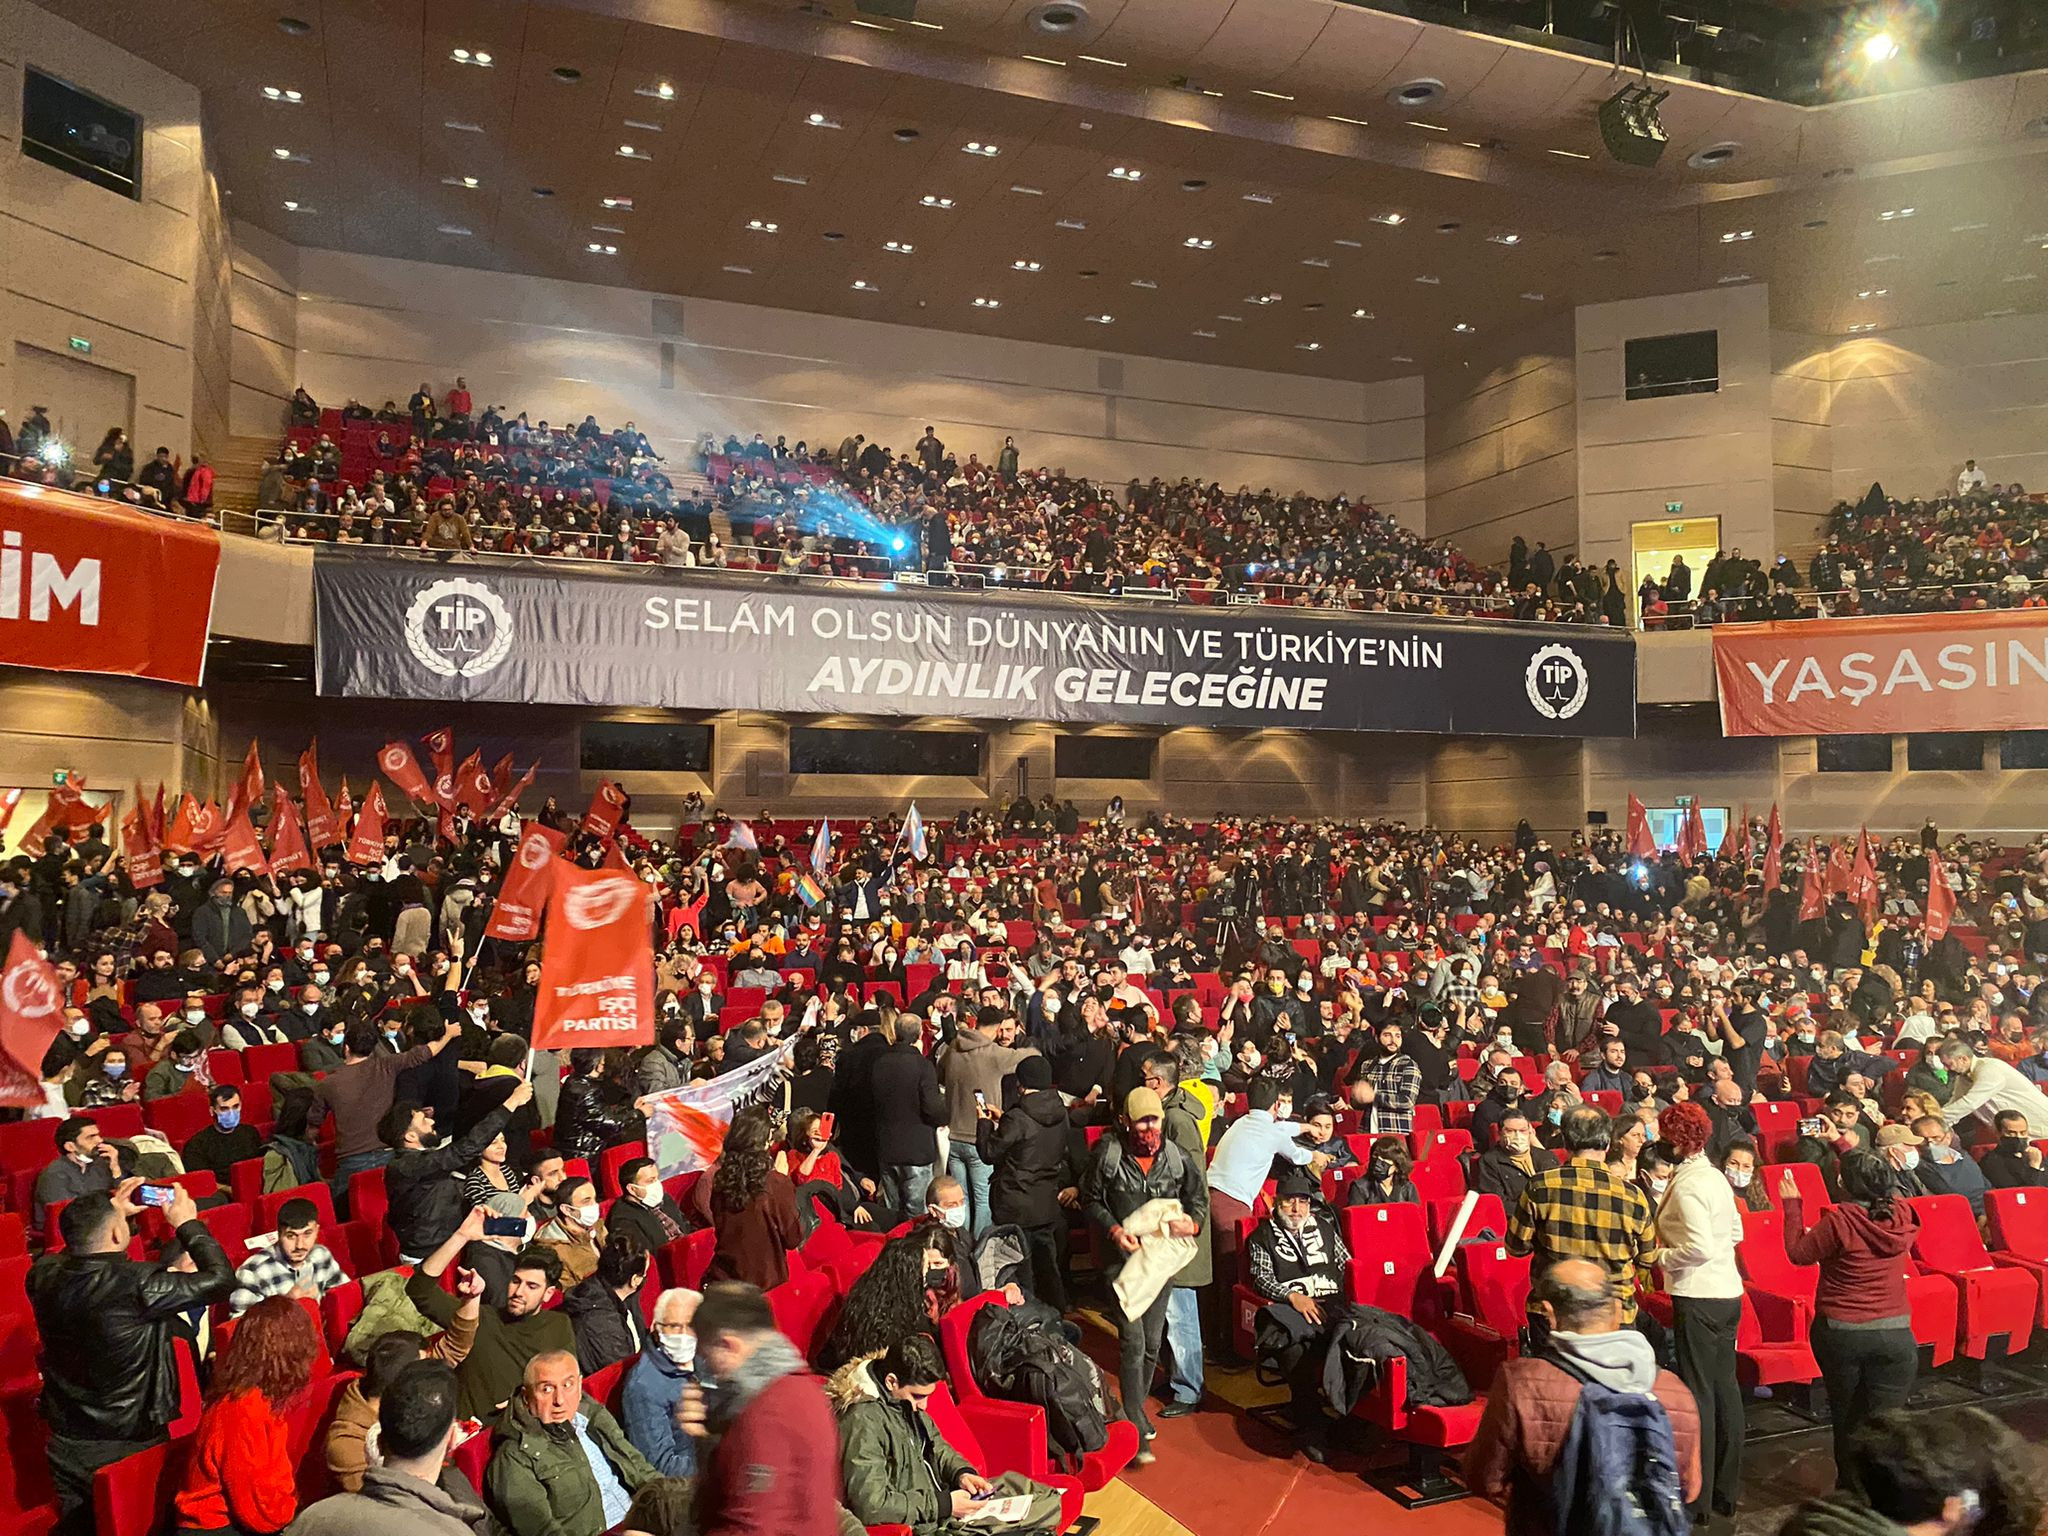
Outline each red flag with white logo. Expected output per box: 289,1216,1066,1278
491,762,538,820
0,931,67,1106
194,799,226,855
121,802,162,889
456,751,495,817
490,754,514,801
531,861,655,1049
486,822,569,942
1762,805,1784,891
1799,842,1828,922
335,776,354,824
581,779,626,838
421,727,455,782
1925,846,1957,942
225,741,264,826
378,741,435,805
222,805,267,876
347,781,389,867
300,741,338,849
1625,794,1656,861
268,792,313,876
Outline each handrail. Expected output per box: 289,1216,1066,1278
1644,576,2048,629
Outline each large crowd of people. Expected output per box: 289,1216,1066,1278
8,773,2048,1536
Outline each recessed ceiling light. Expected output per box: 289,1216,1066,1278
1594,249,1621,261
1878,207,1916,220
272,146,292,158
1488,232,1522,246
1129,277,1156,288
1085,313,1114,324
1865,253,1899,264
1009,184,1044,196
617,145,648,159
623,119,663,134
1546,148,1592,160
885,240,915,254
584,241,618,254
920,194,955,208
552,66,581,82
972,297,1001,308
1216,314,1243,323
1077,54,1125,66
1720,229,1754,243
1295,341,1321,351
1333,238,1361,248
1181,179,1209,192
449,48,491,66
1242,191,1274,204
1856,287,1888,299
437,223,473,236
1022,54,1067,66
963,141,1000,157
591,223,624,234
1370,212,1405,227
903,17,944,28
1804,218,1830,229
1246,293,1280,305
601,196,634,210
1985,307,2019,318
771,174,808,186
821,230,843,240
723,265,753,275
444,120,483,133
441,175,480,188
746,219,778,232
852,279,877,291
806,112,842,130
892,127,922,141
1521,291,1545,301
1718,273,1752,284
1183,236,1213,249
1436,221,1462,234
1408,121,1449,132
1391,354,1414,363
1688,142,1741,169
1193,328,1217,338
1453,322,1474,334
642,81,676,100
282,200,308,211
1251,89,1295,101
1056,217,1087,230
847,16,892,28
1351,308,1372,319
276,16,312,35
2005,272,2041,282
1847,322,1877,333
1327,114,1369,127
1413,275,1440,285
261,86,304,102
1011,258,1041,271
1389,78,1445,107
1301,256,1330,268
1108,166,1143,181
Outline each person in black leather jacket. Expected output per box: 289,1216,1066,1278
381,1080,531,1263
554,1048,645,1163
976,1054,1081,1308
28,1184,235,1536
564,1233,651,1376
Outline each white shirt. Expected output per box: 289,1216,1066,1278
1958,464,1987,494
1655,1154,1743,1299
1943,1054,2046,1137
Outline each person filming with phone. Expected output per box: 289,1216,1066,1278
28,1178,235,1536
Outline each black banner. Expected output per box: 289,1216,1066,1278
313,553,1636,738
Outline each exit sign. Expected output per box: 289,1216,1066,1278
52,769,69,785
67,336,92,355
1665,501,1683,514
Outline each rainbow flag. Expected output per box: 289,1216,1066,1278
794,870,827,908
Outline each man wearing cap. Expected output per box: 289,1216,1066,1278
1080,1087,1206,1465
1873,1123,1933,1197
1243,1167,1352,1461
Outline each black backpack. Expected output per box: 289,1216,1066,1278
965,1299,1113,1469
1546,1358,1691,1536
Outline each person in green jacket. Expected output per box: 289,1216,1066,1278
407,1206,576,1421
485,1350,658,1536
831,1335,1062,1536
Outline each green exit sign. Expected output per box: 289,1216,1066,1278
52,769,69,786
1664,501,1683,514
67,336,92,356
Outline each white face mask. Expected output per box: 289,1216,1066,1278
267,977,284,992
934,1203,968,1230
1647,1176,1670,1197
301,1001,320,1014
633,1184,663,1207
571,1202,601,1228
312,970,330,986
659,1332,696,1367
66,1019,89,1038
184,1008,206,1024
1726,1168,1753,1189
240,1001,260,1019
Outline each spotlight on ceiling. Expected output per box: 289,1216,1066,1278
1862,30,1900,63
1597,81,1670,168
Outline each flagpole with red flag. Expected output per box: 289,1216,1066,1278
1762,805,1784,890
1925,846,1957,942
1625,794,1657,861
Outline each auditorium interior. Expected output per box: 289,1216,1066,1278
5,0,2048,1531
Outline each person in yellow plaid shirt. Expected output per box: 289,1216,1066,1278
1506,1102,1655,1321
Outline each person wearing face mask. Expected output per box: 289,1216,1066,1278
609,1156,698,1257
536,1176,606,1287
323,1307,484,1496
1976,1109,2048,1189
1470,1066,1529,1152
219,983,287,1050
1907,1115,1991,1218
677,972,723,1027
182,1084,265,1183
563,1232,652,1378
190,874,253,966
1472,1111,1540,1212
1244,1169,1357,1463
621,1286,702,1479
382,1080,531,1266
142,1030,213,1101
1345,1135,1420,1207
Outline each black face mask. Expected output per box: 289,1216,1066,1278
1494,1084,1522,1104
1369,1158,1394,1181
2002,1135,2032,1153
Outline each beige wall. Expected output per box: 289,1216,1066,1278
245,240,1425,516
228,221,299,440
1574,285,1777,583
1825,313,2048,503
189,154,231,462
0,673,217,811
1,1,207,461
1769,330,1834,560
1424,314,1579,566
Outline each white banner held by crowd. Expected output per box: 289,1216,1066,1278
643,1032,800,1180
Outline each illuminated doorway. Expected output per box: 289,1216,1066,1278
1630,514,1720,625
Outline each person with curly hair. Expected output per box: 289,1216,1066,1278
1783,1406,2048,1536
1714,1135,1772,1213
172,1295,322,1535
1650,1098,1744,1524
816,1225,959,1371
688,1106,801,1290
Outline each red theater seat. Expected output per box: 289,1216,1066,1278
1909,1194,2037,1357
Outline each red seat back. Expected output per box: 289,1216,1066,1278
766,1272,836,1362
1987,1188,2048,1260
1764,1161,1831,1209
1909,1193,1993,1269
244,1042,302,1082
1341,1202,1432,1317
1456,1241,1531,1336
93,1440,185,1536
257,1183,338,1233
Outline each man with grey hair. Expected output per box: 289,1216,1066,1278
485,1348,657,1536
621,1287,701,1477
1937,1036,2045,1138
1464,1260,1702,1536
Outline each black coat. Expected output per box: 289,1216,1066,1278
1080,1129,1208,1279
607,1192,695,1255
388,1106,511,1261
829,1032,888,1178
564,1274,645,1376
869,1039,949,1168
554,1074,642,1164
27,1219,235,1440
977,1088,1078,1228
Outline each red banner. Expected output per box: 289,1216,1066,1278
0,931,66,1105
223,805,268,875
268,793,313,876
491,762,538,820
121,803,162,889
346,781,388,866
1625,794,1655,860
1762,804,1783,891
300,742,337,849
378,741,435,805
530,861,655,1049
0,482,220,687
1926,846,1957,941
225,741,264,827
1715,610,2048,736
455,750,495,817
422,727,455,782
582,780,626,838
486,821,568,942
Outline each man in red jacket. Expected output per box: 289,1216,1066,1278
1464,1259,1701,1536
681,1282,841,1536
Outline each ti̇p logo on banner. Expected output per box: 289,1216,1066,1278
405,577,514,679
1525,643,1590,720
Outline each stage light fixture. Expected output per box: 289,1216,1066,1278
1597,81,1670,168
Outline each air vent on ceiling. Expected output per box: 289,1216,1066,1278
1687,141,1740,168
1027,2,1090,34
1388,78,1444,109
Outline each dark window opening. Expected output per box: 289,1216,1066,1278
1624,330,1719,400
789,728,982,777
23,68,143,199
1816,735,1892,773
1906,733,1984,772
580,721,712,773
1054,735,1156,781
2003,732,2048,770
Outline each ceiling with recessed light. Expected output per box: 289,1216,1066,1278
36,0,2048,381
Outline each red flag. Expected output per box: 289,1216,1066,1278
1625,794,1656,861
601,838,633,873
455,751,495,817
1718,804,1748,863
531,862,655,1049
421,727,455,782
1681,801,1709,863
1925,846,1957,942
300,742,338,849
437,802,456,842
1799,843,1828,922
347,781,389,866
582,780,626,839
378,741,436,805
490,754,514,801
121,803,162,889
0,789,23,835
1826,841,1853,897
268,792,313,876
0,932,68,1106
163,793,200,853
222,805,268,876
335,777,354,823
225,741,265,826
491,762,538,820
1762,805,1784,891
150,783,167,845
196,800,226,855
12,803,56,859
486,822,569,942
1848,828,1880,920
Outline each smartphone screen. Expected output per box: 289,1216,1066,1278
137,1184,176,1207
974,1089,988,1108
817,1112,836,1140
